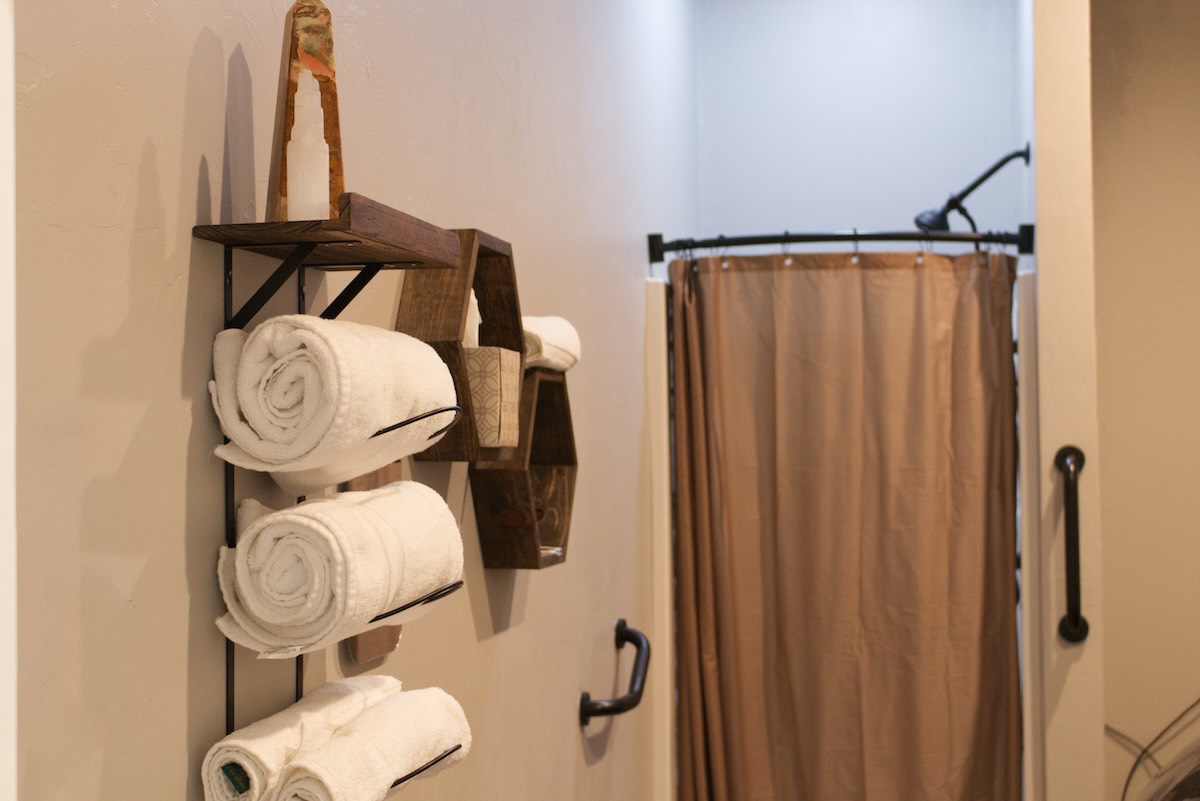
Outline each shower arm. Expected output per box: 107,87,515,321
915,143,1031,233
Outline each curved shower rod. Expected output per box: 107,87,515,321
648,145,1034,263
647,226,1034,263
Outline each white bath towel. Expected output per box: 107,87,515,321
201,675,402,801
522,315,581,371
275,687,471,801
210,314,457,495
216,481,464,657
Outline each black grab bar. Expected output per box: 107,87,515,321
1055,445,1089,643
580,619,651,726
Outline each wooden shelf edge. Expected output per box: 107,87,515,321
193,193,460,270
345,625,403,664
467,229,513,258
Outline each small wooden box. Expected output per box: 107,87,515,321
394,230,525,462
463,346,522,448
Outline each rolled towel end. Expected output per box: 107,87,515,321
275,687,471,801
522,315,581,371
202,746,269,801
209,314,456,492
216,482,464,657
201,676,402,801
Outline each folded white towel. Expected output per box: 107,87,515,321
201,675,402,801
216,481,463,657
275,687,471,801
522,315,581,371
210,314,457,495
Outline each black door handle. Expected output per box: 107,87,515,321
580,619,651,725
1055,445,1089,643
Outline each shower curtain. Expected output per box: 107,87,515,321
671,252,1020,801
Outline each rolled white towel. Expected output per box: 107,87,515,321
210,314,457,495
275,687,471,801
216,481,463,657
522,315,581,371
201,675,402,801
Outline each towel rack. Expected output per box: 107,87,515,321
371,404,463,440
369,580,465,624
223,743,464,796
195,194,465,734
390,744,463,789
580,619,651,726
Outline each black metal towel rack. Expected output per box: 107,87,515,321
580,619,651,726
216,237,464,734
647,224,1035,264
390,744,463,789
369,580,465,624
1055,445,1089,643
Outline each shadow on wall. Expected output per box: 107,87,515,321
221,45,257,225
579,649,622,765
410,461,531,639
70,27,235,801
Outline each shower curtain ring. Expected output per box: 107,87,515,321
851,228,860,263
781,231,793,265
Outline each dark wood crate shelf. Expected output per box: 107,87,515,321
395,229,525,463
469,369,577,569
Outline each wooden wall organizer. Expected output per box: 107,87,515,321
194,193,461,733
393,229,524,463
345,227,580,571
469,368,577,569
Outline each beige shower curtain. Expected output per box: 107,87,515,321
672,252,1020,801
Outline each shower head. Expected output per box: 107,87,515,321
914,207,951,233
914,144,1031,234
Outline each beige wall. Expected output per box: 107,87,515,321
14,2,695,799
1092,1,1200,798
1029,2,1108,797
1,0,14,797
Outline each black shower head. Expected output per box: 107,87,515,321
914,144,1031,234
914,207,951,232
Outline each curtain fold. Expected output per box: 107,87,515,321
672,252,1020,801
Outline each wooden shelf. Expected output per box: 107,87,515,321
315,224,579,571
193,192,460,271
394,229,525,463
469,369,577,569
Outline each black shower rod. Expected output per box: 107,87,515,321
647,225,1034,263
